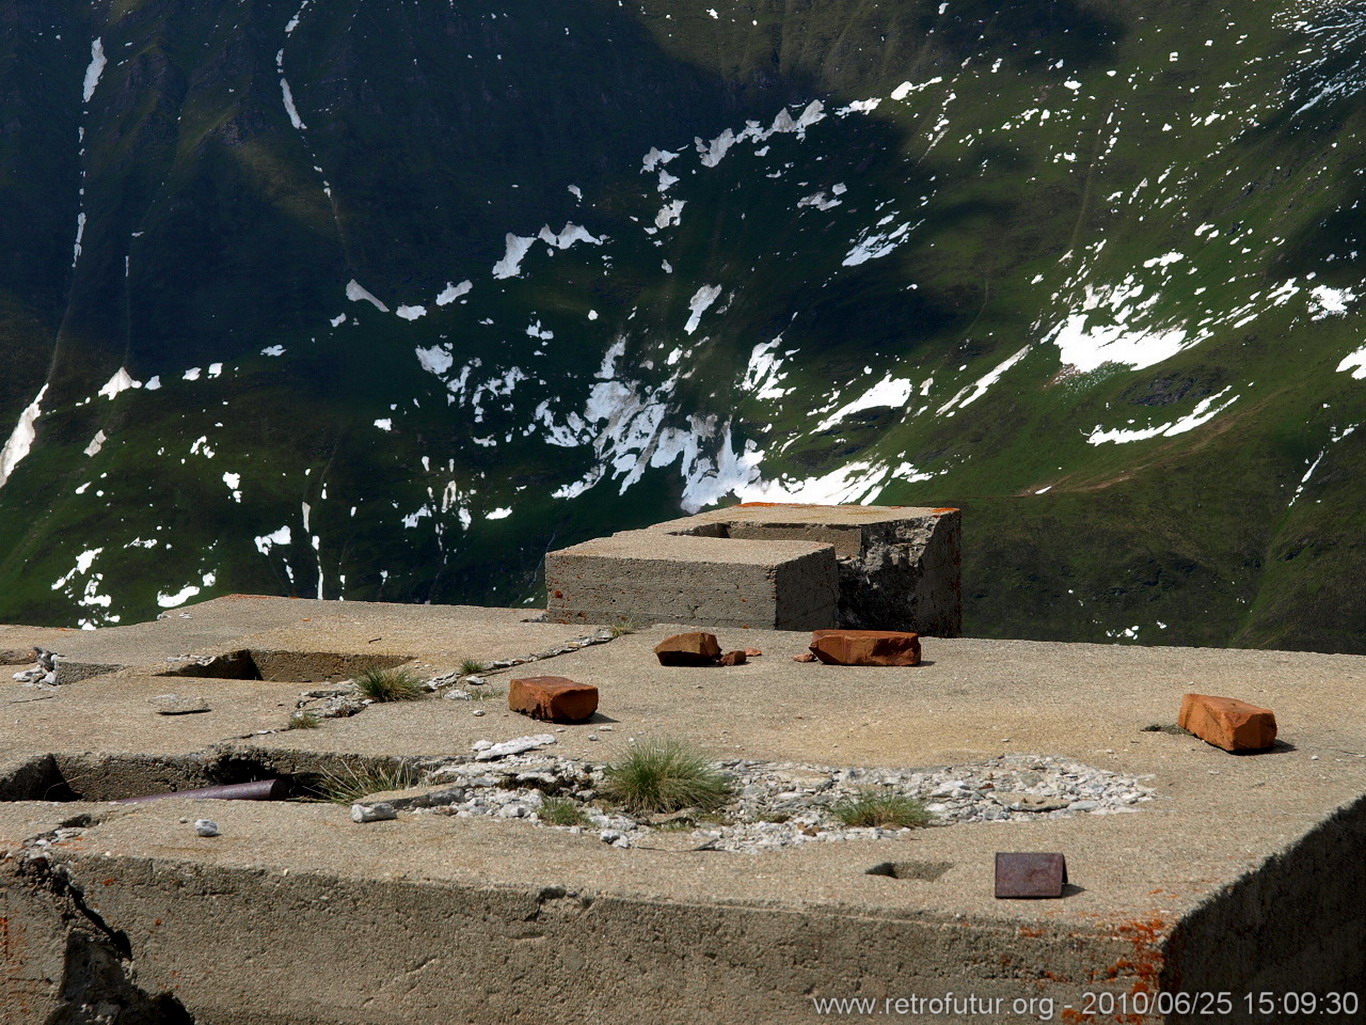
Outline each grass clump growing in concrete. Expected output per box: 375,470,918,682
286,710,320,730
460,658,486,676
608,617,640,637
831,790,931,829
539,796,589,827
313,761,423,804
354,666,424,702
601,738,732,814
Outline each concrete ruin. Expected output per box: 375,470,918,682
546,504,961,635
0,505,1363,1024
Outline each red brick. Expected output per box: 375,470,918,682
654,632,722,666
809,629,922,667
508,676,599,723
719,650,747,666
1178,693,1277,752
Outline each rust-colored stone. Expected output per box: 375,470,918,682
508,676,599,723
809,629,922,667
1178,693,1277,752
743,647,763,657
654,632,722,666
792,652,817,663
719,650,747,666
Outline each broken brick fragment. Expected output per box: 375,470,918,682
743,647,763,657
654,632,722,666
809,629,922,667
508,676,599,723
792,652,816,663
719,650,747,666
1178,693,1277,752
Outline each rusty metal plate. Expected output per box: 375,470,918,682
994,852,1068,899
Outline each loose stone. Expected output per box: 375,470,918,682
351,802,398,823
654,632,722,666
150,694,212,715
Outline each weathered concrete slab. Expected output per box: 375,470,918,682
0,595,595,682
545,529,838,630
1,600,1363,1024
550,504,961,635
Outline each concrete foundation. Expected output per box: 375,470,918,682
548,504,962,635
544,528,839,630
1,595,1363,1024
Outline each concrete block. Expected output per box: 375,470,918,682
1179,693,1278,752
546,530,838,630
651,503,961,636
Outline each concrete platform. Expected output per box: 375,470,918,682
548,504,962,635
545,528,839,630
2,598,1364,1024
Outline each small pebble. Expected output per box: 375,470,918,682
473,709,486,716
194,819,219,837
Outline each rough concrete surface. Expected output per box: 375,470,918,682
1,599,1363,1024
545,529,840,629
545,502,967,637
652,503,963,635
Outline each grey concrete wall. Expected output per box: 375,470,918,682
4,851,1147,1025
571,504,963,635
1160,794,1366,1023
545,530,838,630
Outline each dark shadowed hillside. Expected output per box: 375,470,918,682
1,0,1363,652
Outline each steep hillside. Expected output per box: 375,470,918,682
1,0,1363,652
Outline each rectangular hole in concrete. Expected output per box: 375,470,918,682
157,650,411,684
1,753,244,803
866,860,954,882
0,751,426,805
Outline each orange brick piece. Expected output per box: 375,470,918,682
508,676,599,723
809,629,922,666
1178,693,1277,752
719,650,748,666
654,632,722,666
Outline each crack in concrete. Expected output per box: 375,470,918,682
10,836,196,1024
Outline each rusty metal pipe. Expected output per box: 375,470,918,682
115,778,290,805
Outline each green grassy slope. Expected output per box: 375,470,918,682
0,0,1362,651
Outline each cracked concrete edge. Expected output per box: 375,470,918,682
5,830,1148,1025
3,823,194,1025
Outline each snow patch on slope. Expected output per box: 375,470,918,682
82,39,107,104
0,385,49,490
1086,388,1239,445
684,285,723,334
346,280,389,312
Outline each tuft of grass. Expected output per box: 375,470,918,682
539,796,589,827
609,618,640,638
600,738,732,814
286,710,320,730
831,790,931,829
460,658,486,676
311,760,423,805
353,666,424,702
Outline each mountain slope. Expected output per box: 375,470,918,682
1,0,1363,652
